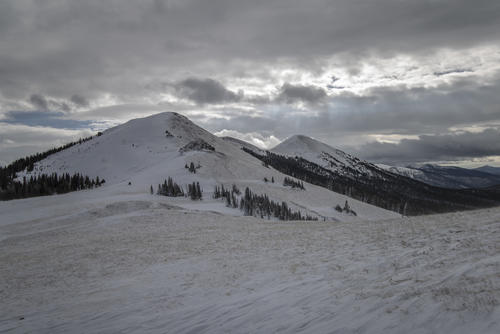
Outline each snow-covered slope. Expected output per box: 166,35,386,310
1,191,499,334
18,112,398,221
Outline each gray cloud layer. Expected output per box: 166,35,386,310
1,0,499,99
70,94,89,107
357,129,500,164
1,1,500,166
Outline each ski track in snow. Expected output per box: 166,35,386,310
1,192,500,334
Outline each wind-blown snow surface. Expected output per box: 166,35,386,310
1,190,499,333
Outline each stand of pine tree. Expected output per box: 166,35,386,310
187,182,202,200
283,177,305,189
156,177,184,197
214,184,317,221
0,173,105,201
155,178,202,200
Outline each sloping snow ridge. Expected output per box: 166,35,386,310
2,112,499,333
18,112,398,222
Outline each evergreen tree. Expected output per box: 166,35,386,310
344,200,350,212
189,162,196,174
196,182,202,200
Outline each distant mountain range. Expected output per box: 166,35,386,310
377,164,500,189
475,165,500,176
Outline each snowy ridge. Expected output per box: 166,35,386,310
376,164,425,179
17,112,399,222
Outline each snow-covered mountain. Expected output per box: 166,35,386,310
272,135,373,177
240,134,500,215
17,112,398,221
378,163,500,189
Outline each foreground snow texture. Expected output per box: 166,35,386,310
1,192,500,334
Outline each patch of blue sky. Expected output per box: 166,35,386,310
1,111,93,129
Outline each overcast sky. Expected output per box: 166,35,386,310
1,0,500,167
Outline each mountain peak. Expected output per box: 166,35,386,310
272,134,340,157
114,111,216,146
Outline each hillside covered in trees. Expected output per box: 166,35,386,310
242,147,500,215
0,135,103,201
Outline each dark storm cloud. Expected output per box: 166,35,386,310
174,78,243,104
29,94,48,110
277,83,327,105
357,129,500,164
434,69,474,77
70,94,89,107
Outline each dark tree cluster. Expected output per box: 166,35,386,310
156,177,184,197
283,177,305,190
242,147,500,216
240,187,317,221
154,178,202,200
334,200,357,216
187,182,203,200
179,139,215,153
214,184,317,221
185,162,200,174
263,177,275,183
0,173,104,201
213,184,238,208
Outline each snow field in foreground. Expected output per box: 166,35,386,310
1,194,499,333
